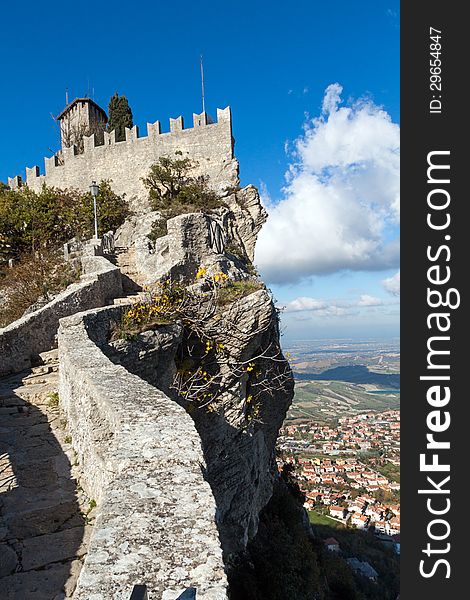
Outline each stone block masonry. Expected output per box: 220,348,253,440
9,108,239,211
58,305,228,600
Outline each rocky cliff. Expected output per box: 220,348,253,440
108,184,294,564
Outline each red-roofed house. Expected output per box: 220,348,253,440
324,537,340,552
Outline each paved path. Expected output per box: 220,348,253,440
0,350,93,600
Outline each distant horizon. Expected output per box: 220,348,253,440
282,336,400,347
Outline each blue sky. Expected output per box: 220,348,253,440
0,0,400,341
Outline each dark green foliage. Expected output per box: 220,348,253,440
142,154,225,218
107,93,133,142
0,181,129,262
224,240,259,276
224,241,246,262
313,525,400,600
80,180,130,237
228,475,322,600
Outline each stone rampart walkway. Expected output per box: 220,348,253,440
0,350,92,599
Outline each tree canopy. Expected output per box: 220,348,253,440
107,93,133,142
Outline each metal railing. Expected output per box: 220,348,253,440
177,589,197,599
128,585,197,599
129,585,148,600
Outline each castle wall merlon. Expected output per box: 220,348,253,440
193,111,208,127
62,145,77,161
217,106,231,123
103,129,120,145
7,175,22,189
169,115,184,132
45,155,60,175
125,125,139,142
26,166,41,185
83,133,95,152
147,120,161,137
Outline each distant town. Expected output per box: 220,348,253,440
277,339,401,586
278,410,400,526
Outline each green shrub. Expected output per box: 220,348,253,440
47,391,60,408
216,279,263,305
0,181,129,263
0,251,81,327
148,218,168,242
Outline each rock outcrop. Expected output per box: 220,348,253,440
113,185,267,287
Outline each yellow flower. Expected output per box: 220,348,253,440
196,266,207,279
213,272,228,284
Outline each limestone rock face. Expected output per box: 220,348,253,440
108,324,183,394
223,185,268,263
185,290,293,555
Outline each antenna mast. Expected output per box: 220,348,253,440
65,87,69,106
200,54,205,114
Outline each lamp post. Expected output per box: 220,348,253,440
90,181,99,239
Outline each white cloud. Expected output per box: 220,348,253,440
283,294,387,319
382,271,400,296
284,298,358,319
258,180,272,207
321,82,343,115
256,84,400,284
358,294,383,306
285,297,328,312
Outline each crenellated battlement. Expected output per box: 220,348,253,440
9,107,239,211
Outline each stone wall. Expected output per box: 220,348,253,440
9,108,239,211
0,255,122,377
58,305,227,600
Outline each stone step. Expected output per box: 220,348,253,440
0,560,80,599
31,365,53,376
20,525,91,572
2,499,80,539
113,292,148,306
114,296,138,306
22,376,51,386
38,349,59,364
0,359,91,598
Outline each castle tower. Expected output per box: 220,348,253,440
57,98,107,149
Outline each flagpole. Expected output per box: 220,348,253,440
200,54,205,114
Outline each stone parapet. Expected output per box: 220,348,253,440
58,305,227,600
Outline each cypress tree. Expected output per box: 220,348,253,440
107,93,133,142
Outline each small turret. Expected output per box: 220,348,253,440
57,98,107,149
